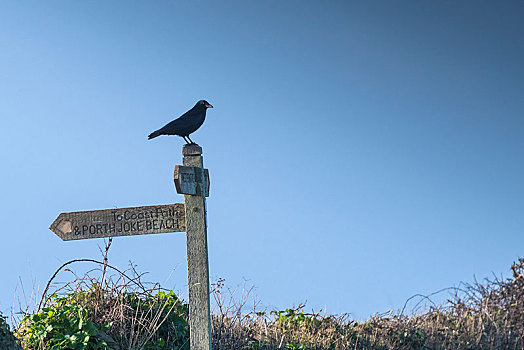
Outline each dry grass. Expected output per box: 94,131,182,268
210,259,524,349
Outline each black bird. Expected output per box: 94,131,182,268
148,100,213,144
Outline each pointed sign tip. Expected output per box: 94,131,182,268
49,213,70,240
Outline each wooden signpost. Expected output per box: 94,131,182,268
50,143,213,350
179,144,212,350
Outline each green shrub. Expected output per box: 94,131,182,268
17,302,110,350
0,313,21,350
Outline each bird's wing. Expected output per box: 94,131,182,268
176,107,202,122
158,108,200,132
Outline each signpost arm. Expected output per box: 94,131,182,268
181,144,212,350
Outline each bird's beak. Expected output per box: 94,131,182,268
206,104,213,108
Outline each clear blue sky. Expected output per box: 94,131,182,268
1,1,523,321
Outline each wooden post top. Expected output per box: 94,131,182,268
182,144,202,156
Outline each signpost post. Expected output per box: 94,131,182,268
176,143,212,350
50,143,213,350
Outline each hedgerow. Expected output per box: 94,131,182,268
11,239,524,349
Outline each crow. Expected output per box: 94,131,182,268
148,100,213,144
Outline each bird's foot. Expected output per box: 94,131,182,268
186,136,197,145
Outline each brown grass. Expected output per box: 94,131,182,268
210,258,524,349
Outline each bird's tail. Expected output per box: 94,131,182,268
148,130,162,140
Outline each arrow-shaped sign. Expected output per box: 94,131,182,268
49,204,185,241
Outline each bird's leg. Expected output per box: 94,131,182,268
187,135,196,144
182,136,190,144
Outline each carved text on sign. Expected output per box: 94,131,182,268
49,204,186,241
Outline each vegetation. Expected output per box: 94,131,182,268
1,312,21,349
17,302,110,350
8,241,524,349
15,256,189,350
211,258,524,349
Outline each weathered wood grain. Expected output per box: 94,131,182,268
174,165,210,197
49,204,186,241
182,143,203,156
181,143,212,350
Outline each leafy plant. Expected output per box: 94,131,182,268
271,306,321,329
17,302,110,350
